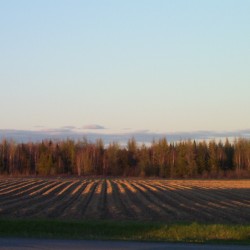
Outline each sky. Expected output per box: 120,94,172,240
0,0,250,135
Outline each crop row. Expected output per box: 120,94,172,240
0,178,250,223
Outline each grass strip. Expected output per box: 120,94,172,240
0,219,249,244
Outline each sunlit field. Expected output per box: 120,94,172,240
1,178,250,224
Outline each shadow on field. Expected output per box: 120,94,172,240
0,179,250,224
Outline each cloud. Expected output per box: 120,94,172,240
82,124,105,130
61,126,77,130
0,128,249,145
33,125,45,128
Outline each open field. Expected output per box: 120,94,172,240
0,178,250,224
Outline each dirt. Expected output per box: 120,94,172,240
0,178,250,223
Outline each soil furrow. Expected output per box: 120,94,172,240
118,180,162,221
148,182,218,223
0,181,70,218
33,180,82,218
0,180,58,210
109,180,136,220
83,180,106,219
0,179,38,196
1,178,250,223
0,180,54,207
64,180,98,219
129,181,172,220
60,180,90,218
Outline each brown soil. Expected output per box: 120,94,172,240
0,178,250,223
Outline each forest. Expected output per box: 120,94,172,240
0,137,249,178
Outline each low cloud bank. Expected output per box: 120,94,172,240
0,128,249,145
82,124,105,130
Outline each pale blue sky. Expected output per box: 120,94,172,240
0,0,249,133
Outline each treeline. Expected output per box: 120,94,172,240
0,138,250,178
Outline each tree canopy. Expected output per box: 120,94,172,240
0,138,249,178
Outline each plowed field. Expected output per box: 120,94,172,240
0,178,250,223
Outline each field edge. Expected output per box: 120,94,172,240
0,219,250,245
